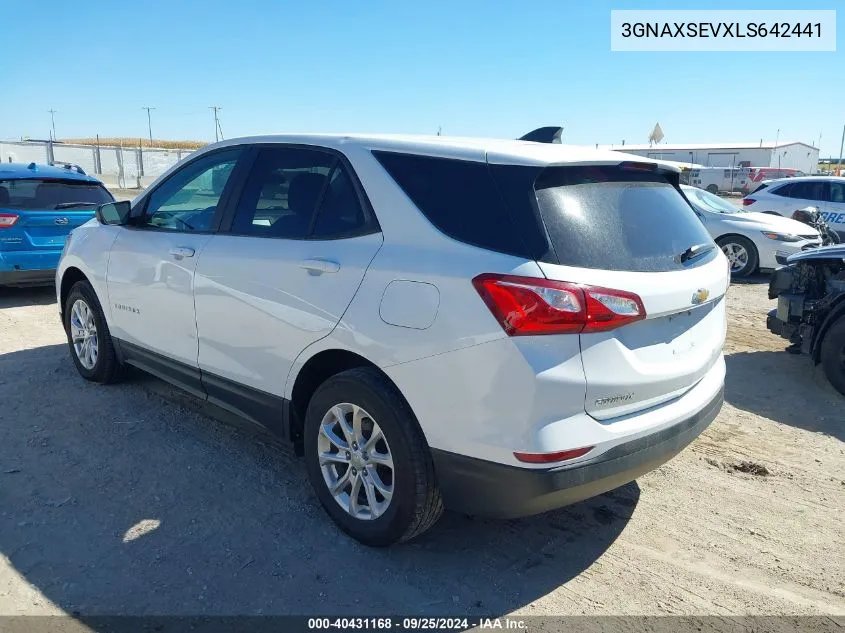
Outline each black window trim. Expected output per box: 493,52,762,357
216,143,382,241
127,145,251,235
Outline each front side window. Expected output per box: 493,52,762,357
829,182,845,204
230,147,368,239
143,149,242,232
0,178,113,210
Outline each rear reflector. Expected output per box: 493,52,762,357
472,274,646,336
514,446,594,464
0,213,19,228
742,198,756,206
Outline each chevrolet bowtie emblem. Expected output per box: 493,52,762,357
691,288,710,305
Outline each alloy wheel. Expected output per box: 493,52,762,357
721,242,749,273
70,299,99,370
316,402,395,520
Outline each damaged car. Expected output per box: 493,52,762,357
767,244,845,395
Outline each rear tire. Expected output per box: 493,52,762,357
706,184,719,194
717,235,758,278
303,367,443,546
64,280,125,384
820,318,845,396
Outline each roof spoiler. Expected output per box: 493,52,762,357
49,162,87,175
518,126,563,144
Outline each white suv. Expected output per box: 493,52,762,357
57,134,728,546
743,176,845,238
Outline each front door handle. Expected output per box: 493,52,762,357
298,258,340,274
169,246,195,258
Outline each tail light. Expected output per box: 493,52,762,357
742,198,756,206
472,274,646,336
0,213,19,228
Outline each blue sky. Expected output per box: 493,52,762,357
3,0,842,154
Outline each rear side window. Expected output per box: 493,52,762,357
749,183,769,194
534,166,715,272
785,180,826,202
373,151,533,258
0,178,113,210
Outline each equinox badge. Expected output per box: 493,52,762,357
691,288,710,305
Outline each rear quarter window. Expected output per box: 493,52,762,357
534,166,716,272
372,151,535,258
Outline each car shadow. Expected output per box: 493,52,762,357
731,271,770,286
725,350,844,442
0,285,56,309
0,343,636,618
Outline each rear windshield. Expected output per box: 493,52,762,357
534,166,716,272
749,183,769,194
0,178,113,211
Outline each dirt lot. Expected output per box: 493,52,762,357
0,278,842,618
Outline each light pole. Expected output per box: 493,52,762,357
48,109,57,140
837,124,845,177
209,106,222,142
142,106,155,146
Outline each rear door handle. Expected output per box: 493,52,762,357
169,247,195,258
298,258,340,274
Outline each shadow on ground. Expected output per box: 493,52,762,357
725,350,843,442
0,343,637,617
0,286,56,309
730,272,770,286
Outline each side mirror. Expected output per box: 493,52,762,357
96,201,131,226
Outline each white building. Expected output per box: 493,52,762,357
597,141,819,174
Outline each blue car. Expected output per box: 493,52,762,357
0,162,113,286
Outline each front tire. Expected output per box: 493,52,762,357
64,281,124,384
820,318,845,396
303,367,443,546
706,184,719,194
717,235,758,278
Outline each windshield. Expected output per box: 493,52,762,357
0,178,113,211
684,186,740,214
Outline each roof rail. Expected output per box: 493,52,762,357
518,126,563,144
49,162,87,175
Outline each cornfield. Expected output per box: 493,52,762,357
63,137,207,150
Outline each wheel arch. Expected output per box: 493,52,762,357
287,348,415,453
811,297,845,363
58,266,91,325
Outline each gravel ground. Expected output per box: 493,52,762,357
0,278,842,619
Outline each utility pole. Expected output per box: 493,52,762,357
210,106,222,142
838,124,845,177
142,106,155,146
48,109,57,140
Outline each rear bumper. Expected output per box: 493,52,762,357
0,268,56,286
431,386,724,519
0,250,62,286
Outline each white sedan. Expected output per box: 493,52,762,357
681,185,821,277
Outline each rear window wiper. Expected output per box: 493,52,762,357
678,243,715,264
53,202,98,210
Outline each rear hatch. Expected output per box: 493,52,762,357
528,164,728,419
0,178,111,250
